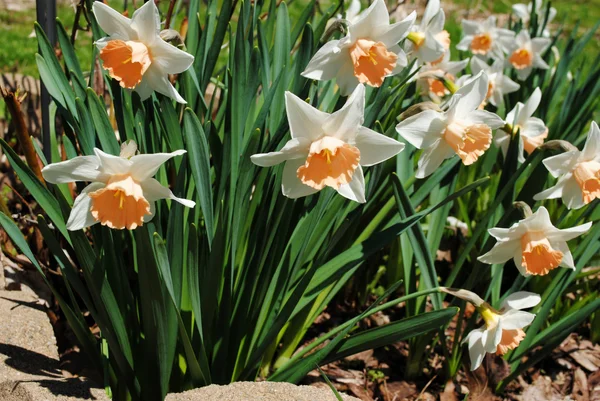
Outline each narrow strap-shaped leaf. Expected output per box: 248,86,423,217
183,109,215,245
0,138,69,240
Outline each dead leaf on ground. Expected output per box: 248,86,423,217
573,368,590,401
439,380,458,401
379,381,417,401
520,376,563,401
347,382,375,401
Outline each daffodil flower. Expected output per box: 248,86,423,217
534,122,600,209
495,88,547,163
404,0,449,64
456,16,515,59
415,51,469,102
250,85,404,203
442,288,540,371
92,1,194,103
302,0,416,96
41,142,195,231
478,206,592,276
512,1,557,37
507,30,551,81
469,57,519,107
396,72,504,178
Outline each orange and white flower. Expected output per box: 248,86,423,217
396,72,504,178
302,0,416,96
41,142,195,231
495,88,547,163
250,85,404,202
445,289,540,371
456,16,515,59
534,122,600,209
469,57,519,107
92,1,194,103
478,206,591,276
404,0,449,64
415,50,469,102
507,30,551,81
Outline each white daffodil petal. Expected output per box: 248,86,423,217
533,179,566,201
376,11,416,47
556,243,576,270
396,110,446,149
477,240,519,265
494,130,511,160
523,206,554,232
337,165,366,203
301,40,348,82
453,72,487,118
144,202,156,223
582,121,600,160
468,110,505,130
133,79,154,101
42,155,105,184
512,4,530,21
150,39,195,74
499,76,521,94
143,65,186,103
285,92,330,141
92,2,135,39
250,138,311,167
531,37,551,54
542,152,580,177
336,61,360,97
562,176,587,210
415,140,455,179
522,117,547,139
421,0,440,27
428,8,445,33
129,150,187,181
282,159,320,199
418,30,446,62
546,222,592,242
130,0,160,44
324,84,365,140
501,291,541,310
461,19,480,36
355,127,405,166
481,323,500,353
66,182,105,231
512,246,528,276
466,327,486,371
516,67,533,81
142,177,196,208
94,148,133,175
348,0,389,40
521,88,542,120
500,310,535,329
488,227,513,240
455,36,472,52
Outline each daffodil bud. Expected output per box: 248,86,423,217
160,29,184,47
539,139,578,152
